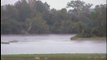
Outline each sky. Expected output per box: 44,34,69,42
1,0,106,10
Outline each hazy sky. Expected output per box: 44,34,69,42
1,0,106,10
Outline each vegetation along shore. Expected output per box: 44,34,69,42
1,54,106,60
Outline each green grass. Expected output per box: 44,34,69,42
71,35,106,40
1,54,106,60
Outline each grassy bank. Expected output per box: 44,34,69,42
1,54,106,60
71,35,106,40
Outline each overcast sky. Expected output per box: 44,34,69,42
1,0,106,10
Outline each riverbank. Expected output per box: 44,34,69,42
1,54,106,60
71,35,106,40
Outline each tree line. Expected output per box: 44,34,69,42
1,0,106,37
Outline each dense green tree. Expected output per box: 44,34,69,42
1,0,106,37
14,0,31,21
26,15,50,34
90,4,106,36
67,0,106,37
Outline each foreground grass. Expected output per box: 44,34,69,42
1,54,106,60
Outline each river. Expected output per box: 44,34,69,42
1,34,106,55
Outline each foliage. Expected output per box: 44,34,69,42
1,0,106,37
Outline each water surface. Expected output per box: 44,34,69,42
1,34,106,55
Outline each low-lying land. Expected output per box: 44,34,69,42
1,54,106,60
71,35,106,40
1,40,19,44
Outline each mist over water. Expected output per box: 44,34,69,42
1,34,106,55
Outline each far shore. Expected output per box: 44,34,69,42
71,36,106,40
71,35,107,40
1,34,76,36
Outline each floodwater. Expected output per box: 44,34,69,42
1,34,106,55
